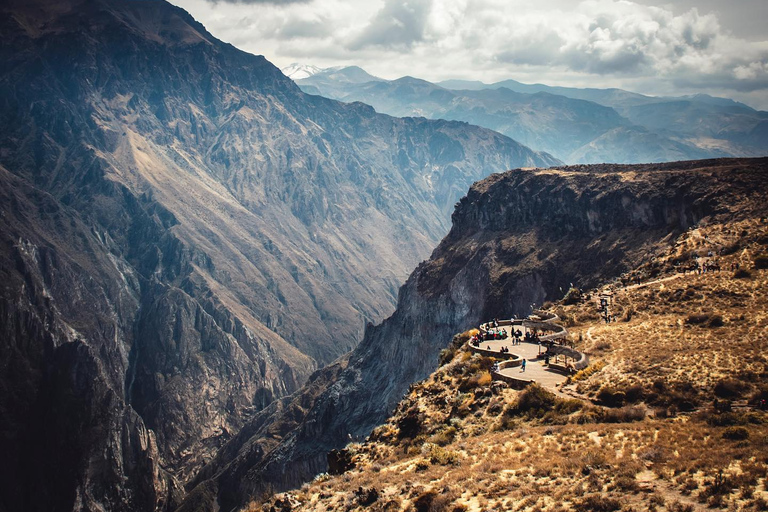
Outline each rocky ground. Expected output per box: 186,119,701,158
251,217,768,512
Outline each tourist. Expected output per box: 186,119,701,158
521,359,526,372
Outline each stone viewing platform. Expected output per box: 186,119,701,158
467,313,588,390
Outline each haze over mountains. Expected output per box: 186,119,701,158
0,0,555,509
294,66,768,164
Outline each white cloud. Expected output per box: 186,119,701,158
170,0,768,109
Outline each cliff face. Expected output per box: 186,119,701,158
0,0,557,510
186,158,768,510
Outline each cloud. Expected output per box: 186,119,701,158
206,0,310,4
170,0,768,108
348,0,433,50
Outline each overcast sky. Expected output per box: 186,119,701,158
170,0,768,109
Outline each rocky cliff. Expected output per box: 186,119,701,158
0,0,556,510
184,158,768,511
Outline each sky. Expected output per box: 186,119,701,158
169,0,768,109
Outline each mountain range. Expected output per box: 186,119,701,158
294,66,768,164
0,0,555,510
3,1,766,511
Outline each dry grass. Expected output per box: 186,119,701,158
252,219,768,512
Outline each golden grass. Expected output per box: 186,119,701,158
251,218,768,512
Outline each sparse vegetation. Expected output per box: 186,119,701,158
253,218,768,512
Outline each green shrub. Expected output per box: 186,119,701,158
424,444,460,466
429,426,457,446
563,287,582,305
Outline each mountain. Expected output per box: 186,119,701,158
448,78,768,158
299,69,768,163
280,63,325,80
0,1,557,510
183,157,768,511
292,66,384,98
258,211,768,512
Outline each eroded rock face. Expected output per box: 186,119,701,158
0,0,556,509
186,158,768,510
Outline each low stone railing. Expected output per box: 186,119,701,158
468,343,521,361
491,359,534,389
475,310,589,381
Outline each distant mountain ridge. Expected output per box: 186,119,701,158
293,66,768,164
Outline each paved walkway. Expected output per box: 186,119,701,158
480,337,569,389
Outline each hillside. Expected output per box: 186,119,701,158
183,158,768,511
0,0,557,510
250,166,768,512
297,68,768,164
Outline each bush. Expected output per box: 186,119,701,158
424,444,460,466
714,379,750,399
413,490,437,512
722,426,749,440
429,426,457,446
515,384,557,416
698,471,735,502
355,486,379,506
575,495,621,511
458,371,492,392
685,313,723,328
734,268,752,278
397,407,424,440
596,387,626,407
599,405,646,423
754,254,768,269
563,287,582,305
439,347,457,366
572,361,606,381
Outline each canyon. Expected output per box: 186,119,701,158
0,0,554,510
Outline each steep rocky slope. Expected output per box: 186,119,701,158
185,157,768,511
0,0,556,510
253,199,768,512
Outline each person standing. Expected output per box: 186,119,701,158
521,359,527,372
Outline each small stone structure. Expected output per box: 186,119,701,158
472,311,589,388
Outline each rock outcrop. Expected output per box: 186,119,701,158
0,0,556,510
185,158,768,510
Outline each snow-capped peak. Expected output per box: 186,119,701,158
282,63,325,80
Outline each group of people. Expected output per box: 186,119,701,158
471,321,544,351
699,260,721,273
